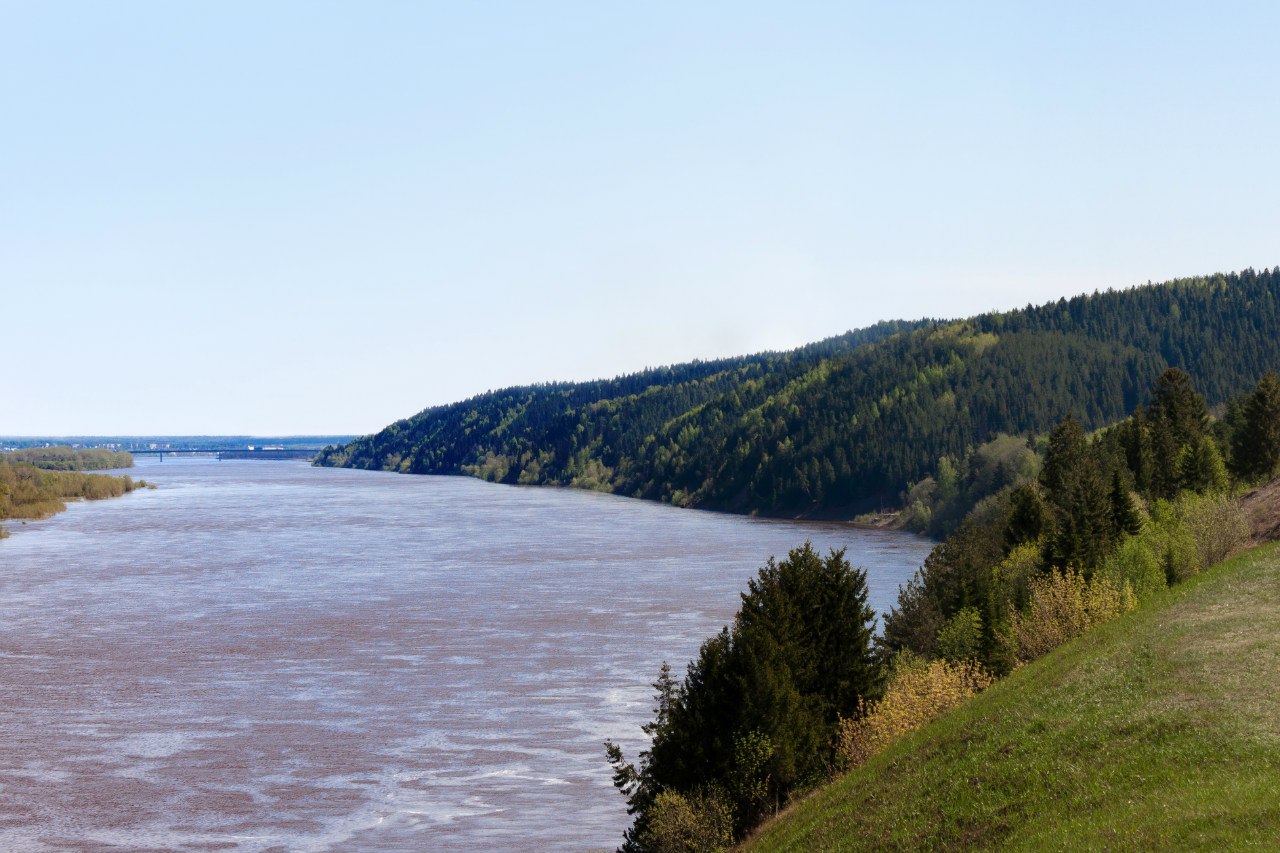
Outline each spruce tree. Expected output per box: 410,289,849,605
1006,481,1050,548
1147,368,1210,497
1118,406,1154,496
1179,434,1228,494
1230,370,1280,484
1108,469,1144,535
1041,416,1113,568
615,543,878,846
1149,367,1210,448
1041,415,1089,507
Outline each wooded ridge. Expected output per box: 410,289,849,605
317,268,1280,516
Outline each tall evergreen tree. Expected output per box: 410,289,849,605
610,543,878,846
1040,416,1114,568
1040,415,1089,506
1108,469,1144,535
1230,370,1280,484
1005,481,1050,548
1149,367,1210,447
1147,368,1210,497
1117,406,1154,495
1179,434,1228,494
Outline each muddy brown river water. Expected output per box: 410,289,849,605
0,459,933,852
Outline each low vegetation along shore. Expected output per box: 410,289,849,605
602,366,1280,852
0,447,147,536
3,446,134,471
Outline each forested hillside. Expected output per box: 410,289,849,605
318,268,1280,514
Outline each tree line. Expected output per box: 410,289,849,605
881,366,1280,672
4,446,134,471
318,268,1280,519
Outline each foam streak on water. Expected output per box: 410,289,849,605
0,460,932,852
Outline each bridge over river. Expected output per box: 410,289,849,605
128,448,323,461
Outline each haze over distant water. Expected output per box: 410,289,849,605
5,3,1280,435
0,459,932,852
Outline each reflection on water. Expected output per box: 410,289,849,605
0,459,933,852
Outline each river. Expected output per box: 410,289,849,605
0,459,933,852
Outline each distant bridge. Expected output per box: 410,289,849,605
128,448,324,461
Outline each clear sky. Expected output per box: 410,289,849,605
3,2,1278,435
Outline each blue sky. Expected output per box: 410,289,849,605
3,2,1278,434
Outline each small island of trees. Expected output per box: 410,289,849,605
5,446,134,471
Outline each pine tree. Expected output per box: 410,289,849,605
1005,481,1050,549
616,543,879,846
1230,370,1280,484
1179,434,1228,494
1041,416,1088,507
605,663,681,853
1108,469,1144,534
1147,368,1210,498
1041,416,1114,569
1118,406,1154,495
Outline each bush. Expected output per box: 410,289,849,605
836,656,993,768
1008,568,1136,662
1145,500,1202,583
1175,491,1251,568
0,461,140,523
989,542,1045,618
1100,536,1167,601
640,789,735,853
935,607,983,662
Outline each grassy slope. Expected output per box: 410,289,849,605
746,542,1280,852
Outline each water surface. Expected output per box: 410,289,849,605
0,459,932,852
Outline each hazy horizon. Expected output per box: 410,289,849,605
6,2,1280,434
7,271,1277,439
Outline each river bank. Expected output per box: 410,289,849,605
0,455,150,536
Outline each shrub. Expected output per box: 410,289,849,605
1175,491,1251,567
935,607,983,662
639,788,735,853
836,657,993,768
989,541,1045,618
1100,536,1167,601
1145,500,1202,583
728,731,774,828
1009,568,1136,662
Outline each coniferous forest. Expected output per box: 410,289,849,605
318,269,1280,516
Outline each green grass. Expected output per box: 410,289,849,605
745,542,1280,852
